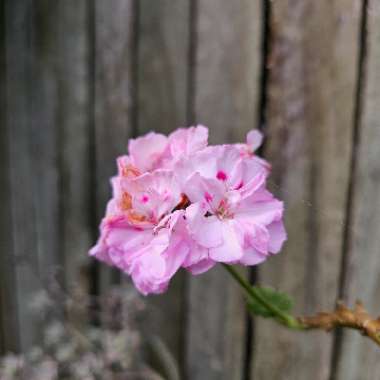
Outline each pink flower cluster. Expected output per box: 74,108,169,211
90,126,286,295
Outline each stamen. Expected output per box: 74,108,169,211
121,164,141,178
172,194,191,211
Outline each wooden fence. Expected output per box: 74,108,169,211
1,1,380,379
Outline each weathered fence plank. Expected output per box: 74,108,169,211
0,0,19,352
4,0,58,350
335,3,380,379
137,0,190,370
252,1,361,379
94,0,136,293
186,1,262,379
57,1,92,292
138,0,189,136
30,0,61,278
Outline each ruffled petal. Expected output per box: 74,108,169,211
128,132,168,172
168,125,208,158
186,203,223,248
267,220,287,254
209,221,243,262
239,247,267,266
246,129,263,152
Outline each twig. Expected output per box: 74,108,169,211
298,300,380,346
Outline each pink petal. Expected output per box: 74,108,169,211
162,237,190,278
215,146,243,188
209,221,243,262
186,203,223,248
182,240,209,267
128,132,168,172
246,129,263,152
237,198,284,226
267,220,287,254
186,259,216,275
131,253,167,295
239,158,269,199
169,125,208,157
89,242,113,266
131,231,188,295
239,247,267,266
184,173,225,211
245,224,269,254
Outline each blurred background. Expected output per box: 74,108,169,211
1,0,380,379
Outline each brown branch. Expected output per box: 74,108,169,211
298,301,380,346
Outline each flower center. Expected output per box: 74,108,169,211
119,192,147,224
216,199,234,219
121,164,141,178
172,194,191,211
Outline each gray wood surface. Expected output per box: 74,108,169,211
30,0,61,278
4,0,54,350
94,0,135,293
138,0,189,135
186,1,262,379
252,1,361,379
335,3,380,379
0,0,19,352
136,0,190,370
57,1,92,293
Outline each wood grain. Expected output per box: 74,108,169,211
138,0,189,135
30,0,61,276
252,1,361,379
136,0,189,370
94,0,135,292
335,2,380,379
55,1,92,326
4,0,59,350
0,0,19,352
186,1,262,379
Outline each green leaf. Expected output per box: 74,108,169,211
247,286,294,318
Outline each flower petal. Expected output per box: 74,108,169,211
128,132,168,172
186,203,223,248
239,247,267,266
209,221,243,262
267,220,287,254
246,129,263,152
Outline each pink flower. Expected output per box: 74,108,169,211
179,145,286,265
90,170,190,295
90,127,286,295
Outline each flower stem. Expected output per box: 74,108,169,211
223,264,380,347
222,264,302,329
